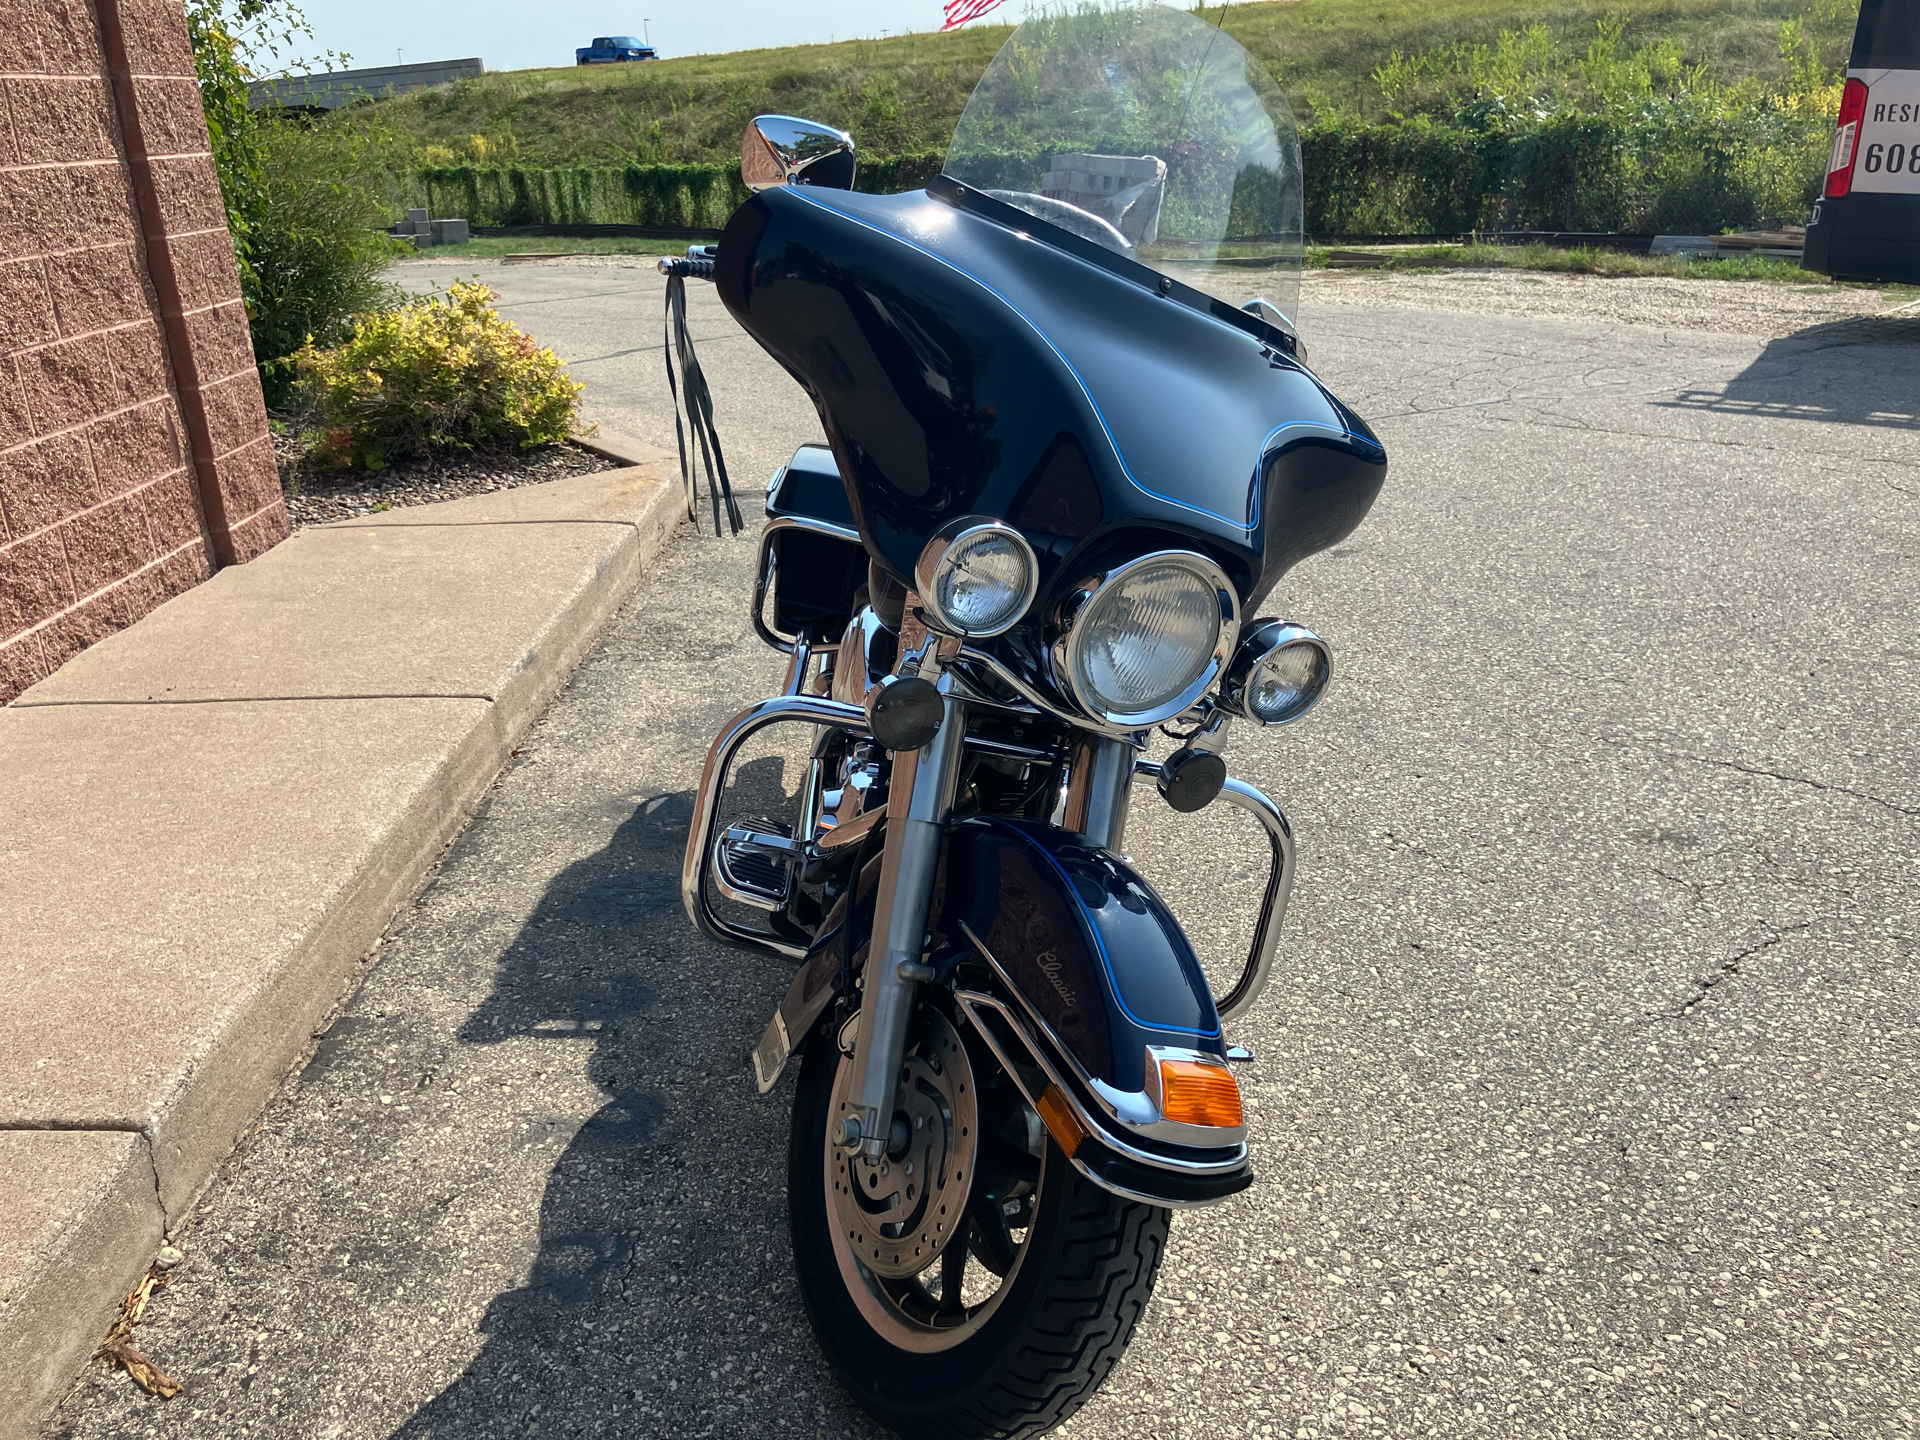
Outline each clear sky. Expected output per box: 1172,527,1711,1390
292,0,1002,75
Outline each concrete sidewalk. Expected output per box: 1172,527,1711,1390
0,437,681,1436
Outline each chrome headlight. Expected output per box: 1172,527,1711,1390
1053,551,1240,727
915,518,1039,638
1221,619,1332,725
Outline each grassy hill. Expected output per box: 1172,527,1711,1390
362,0,1854,169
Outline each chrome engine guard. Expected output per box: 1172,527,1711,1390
684,700,1296,1018
681,692,872,961
1129,760,1296,1021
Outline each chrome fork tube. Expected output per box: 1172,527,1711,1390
847,673,966,1160
1061,733,1137,850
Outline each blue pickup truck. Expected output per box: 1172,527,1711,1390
576,36,656,64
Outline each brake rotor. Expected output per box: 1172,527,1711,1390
828,1008,978,1279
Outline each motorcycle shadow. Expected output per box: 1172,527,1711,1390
390,765,886,1437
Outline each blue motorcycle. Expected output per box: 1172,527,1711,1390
674,6,1386,1432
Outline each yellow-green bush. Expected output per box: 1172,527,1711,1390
294,281,583,470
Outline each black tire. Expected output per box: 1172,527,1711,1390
789,1023,1170,1439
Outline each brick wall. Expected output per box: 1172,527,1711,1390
0,0,285,705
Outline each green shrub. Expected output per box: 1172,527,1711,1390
188,0,404,404
293,281,583,470
249,113,407,402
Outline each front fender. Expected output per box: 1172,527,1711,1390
937,817,1226,1095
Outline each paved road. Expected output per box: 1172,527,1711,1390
51,262,1919,1440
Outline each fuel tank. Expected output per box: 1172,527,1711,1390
715,180,1388,612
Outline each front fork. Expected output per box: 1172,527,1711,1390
841,672,966,1160
842,691,1148,1161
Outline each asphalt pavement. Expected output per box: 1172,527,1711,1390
47,258,1920,1440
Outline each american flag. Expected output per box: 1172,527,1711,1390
942,0,1008,29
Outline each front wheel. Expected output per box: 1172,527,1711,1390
789,1003,1170,1439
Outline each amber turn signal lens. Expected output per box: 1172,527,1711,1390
1034,1084,1088,1158
1157,1058,1244,1128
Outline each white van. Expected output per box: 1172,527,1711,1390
1803,0,1920,283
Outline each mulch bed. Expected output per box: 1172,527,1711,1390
273,415,620,529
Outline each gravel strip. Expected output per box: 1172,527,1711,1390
274,420,620,529
405,252,1917,342
1295,265,1919,339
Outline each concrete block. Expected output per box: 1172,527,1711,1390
0,528,78,637
42,241,146,339
101,318,172,408
55,490,155,596
1649,235,1717,258
3,76,118,166
85,397,185,492
0,459,682,1430
196,366,269,457
144,152,226,235
158,227,241,312
20,463,678,741
0,1131,164,1439
429,217,468,245
206,434,282,518
0,695,504,1218
0,257,58,350
0,426,99,537
406,207,428,223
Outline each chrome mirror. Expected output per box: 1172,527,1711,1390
741,115,857,192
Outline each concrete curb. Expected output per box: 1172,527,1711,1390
0,445,681,1437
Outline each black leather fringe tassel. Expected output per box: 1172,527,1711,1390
661,255,743,537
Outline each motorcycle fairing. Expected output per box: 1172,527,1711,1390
715,183,1387,612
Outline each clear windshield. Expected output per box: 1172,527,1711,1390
943,1,1303,329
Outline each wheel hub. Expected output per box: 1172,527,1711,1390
829,1008,977,1279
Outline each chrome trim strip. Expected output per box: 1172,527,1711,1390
946,645,1154,738
682,693,872,960
952,991,1246,1204
954,931,1248,1172
753,513,863,656
1132,762,1296,1020
961,733,1060,763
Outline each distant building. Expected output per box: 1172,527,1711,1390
248,58,486,112
1041,153,1166,246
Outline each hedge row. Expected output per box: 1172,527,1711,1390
409,153,947,231
406,110,1828,237
1303,109,1829,236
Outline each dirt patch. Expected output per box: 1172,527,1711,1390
274,417,619,529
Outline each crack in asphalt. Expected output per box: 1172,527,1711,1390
1596,736,1918,820
1478,405,1920,467
1677,753,1918,820
1655,922,1814,1023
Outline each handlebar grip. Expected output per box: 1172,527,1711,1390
658,256,716,279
